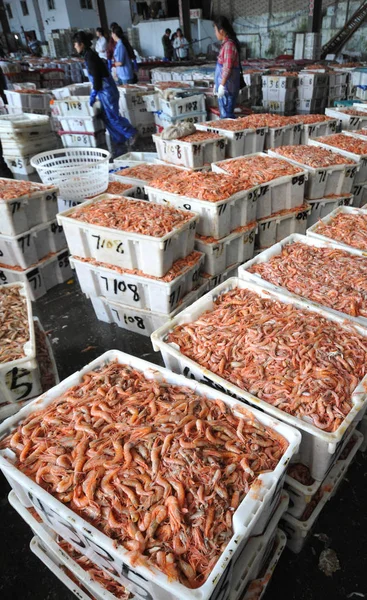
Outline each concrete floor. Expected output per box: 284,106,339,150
0,278,366,600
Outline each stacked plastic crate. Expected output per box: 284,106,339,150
297,70,329,115
51,93,107,150
0,113,58,181
0,177,72,305
328,69,348,105
261,72,298,115
0,347,300,599
143,88,207,133
118,84,156,139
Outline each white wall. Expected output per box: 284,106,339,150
64,0,100,30
191,19,217,55
37,0,70,37
136,18,180,58
105,0,132,30
6,0,43,42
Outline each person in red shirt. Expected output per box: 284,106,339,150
213,16,241,118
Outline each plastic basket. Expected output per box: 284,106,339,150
30,147,110,201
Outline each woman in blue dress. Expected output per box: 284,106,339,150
111,26,137,85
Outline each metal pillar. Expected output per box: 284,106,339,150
96,0,108,33
308,0,323,32
179,0,191,41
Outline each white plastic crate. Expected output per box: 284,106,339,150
51,96,100,117
298,85,327,101
352,181,367,207
0,184,58,236
108,169,153,200
90,282,208,337
57,194,199,278
145,182,259,239
113,151,158,166
325,107,367,130
153,133,226,169
0,283,40,405
243,530,287,600
57,197,82,212
309,136,367,183
0,113,51,142
151,277,367,481
256,205,311,249
299,72,329,87
262,75,298,100
70,252,204,313
5,90,52,111
195,122,267,158
135,122,156,138
262,100,296,115
5,154,36,175
296,98,327,115
281,439,361,553
0,248,72,301
59,130,106,149
1,134,58,158
267,148,358,199
263,124,294,150
307,193,353,226
212,153,308,219
58,115,104,133
238,233,367,328
0,218,66,269
199,262,240,289
307,205,367,255
300,119,338,144
195,222,257,276
285,430,363,519
159,93,206,117
358,414,367,451
0,349,300,600
143,92,160,112
154,111,207,131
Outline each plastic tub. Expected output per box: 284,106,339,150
267,148,358,199
145,183,259,239
238,233,367,328
195,122,267,158
158,94,206,117
263,124,294,150
0,218,65,269
351,181,367,207
0,349,300,600
243,530,287,600
58,115,104,133
0,248,72,301
57,194,199,278
256,205,311,249
151,277,367,481
5,90,52,111
154,111,207,131
309,136,367,183
57,198,82,212
59,130,106,149
51,96,100,117
113,151,158,166
307,205,367,255
325,107,367,130
70,251,204,313
0,185,58,236
307,194,353,226
153,133,226,169
195,222,257,276
300,119,338,144
199,262,240,290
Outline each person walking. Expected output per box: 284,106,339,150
213,16,241,119
162,28,173,60
73,31,137,156
173,28,189,60
112,26,137,84
95,27,107,60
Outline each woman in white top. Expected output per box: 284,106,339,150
173,28,189,60
95,27,107,60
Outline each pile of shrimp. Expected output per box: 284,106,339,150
114,164,182,183
287,463,314,486
34,321,57,393
0,286,28,364
58,540,132,599
179,131,223,143
217,155,303,184
75,250,203,283
248,241,367,317
341,108,367,116
203,118,256,131
196,221,257,244
167,288,367,432
273,145,355,167
316,133,367,155
314,211,367,250
150,171,253,201
288,114,334,125
90,182,135,197
70,196,194,237
0,361,287,589
0,178,36,201
355,129,367,137
154,82,191,90
242,114,300,128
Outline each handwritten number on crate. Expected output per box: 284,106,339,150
6,367,32,400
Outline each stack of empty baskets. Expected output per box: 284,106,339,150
51,91,107,150
143,87,207,132
118,84,156,139
297,69,329,115
261,72,298,115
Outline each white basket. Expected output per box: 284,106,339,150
281,440,360,553
325,107,367,130
306,205,367,255
0,248,72,302
90,283,209,337
70,252,204,313
58,115,104,133
0,283,39,405
285,430,363,519
51,96,100,117
352,181,367,207
59,130,107,149
195,122,267,158
212,153,308,219
30,147,110,202
57,194,199,278
309,136,367,183
243,530,287,600
0,218,66,269
238,232,367,328
195,223,257,276
199,262,240,289
0,349,300,600
300,119,337,144
256,205,311,249
151,277,367,481
145,183,259,239
307,193,354,226
267,148,358,200
153,133,226,169
0,183,58,236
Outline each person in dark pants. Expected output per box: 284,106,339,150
73,31,137,157
162,28,173,60
213,16,241,119
0,67,13,178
